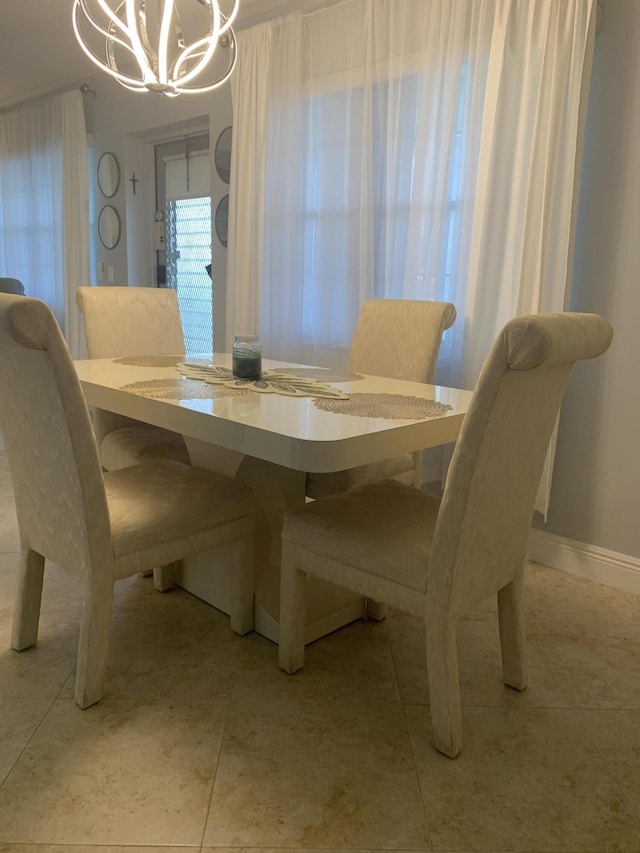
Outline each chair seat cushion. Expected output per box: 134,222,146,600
100,425,190,471
305,453,415,500
104,459,253,558
283,479,440,593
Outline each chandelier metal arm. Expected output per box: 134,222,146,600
173,39,236,92
76,0,136,54
72,0,239,95
124,0,155,83
73,4,149,88
79,0,129,40
171,18,222,86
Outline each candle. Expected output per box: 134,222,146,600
232,335,262,380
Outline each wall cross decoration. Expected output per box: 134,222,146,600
129,173,138,195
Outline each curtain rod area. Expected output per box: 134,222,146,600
0,81,96,117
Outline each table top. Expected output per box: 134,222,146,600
74,353,473,473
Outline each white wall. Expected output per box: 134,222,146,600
85,71,232,349
535,0,640,561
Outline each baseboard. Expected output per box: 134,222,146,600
527,529,640,596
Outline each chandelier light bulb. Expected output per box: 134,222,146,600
72,0,239,95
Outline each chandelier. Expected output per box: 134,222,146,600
72,0,239,96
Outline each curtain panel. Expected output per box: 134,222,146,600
228,0,596,513
0,89,90,356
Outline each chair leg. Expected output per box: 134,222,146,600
411,450,423,488
498,572,527,691
365,599,388,621
75,572,115,709
425,619,462,758
278,543,307,674
11,548,45,651
230,537,254,636
153,563,176,592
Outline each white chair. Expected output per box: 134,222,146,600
305,299,457,500
75,286,190,471
0,294,254,709
279,312,613,758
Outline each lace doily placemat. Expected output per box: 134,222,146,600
178,363,349,399
314,392,452,419
119,377,248,400
276,367,364,383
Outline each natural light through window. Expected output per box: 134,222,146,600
300,65,469,348
166,196,213,355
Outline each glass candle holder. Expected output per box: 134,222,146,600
232,335,262,379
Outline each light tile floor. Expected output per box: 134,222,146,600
1,453,639,852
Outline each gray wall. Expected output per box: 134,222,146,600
538,0,640,559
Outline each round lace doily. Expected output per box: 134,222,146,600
119,377,248,400
314,392,452,420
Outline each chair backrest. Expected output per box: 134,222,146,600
0,278,25,295
0,295,111,574
348,299,457,383
76,286,186,443
75,286,185,358
428,312,613,619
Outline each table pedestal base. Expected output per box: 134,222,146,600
176,438,365,643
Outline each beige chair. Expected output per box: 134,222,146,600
75,286,190,471
305,299,457,500
279,312,613,758
0,294,254,709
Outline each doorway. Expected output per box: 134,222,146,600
155,133,213,355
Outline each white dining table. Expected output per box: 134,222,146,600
74,353,473,643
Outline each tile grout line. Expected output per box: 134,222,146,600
197,687,235,849
0,691,58,795
384,616,433,851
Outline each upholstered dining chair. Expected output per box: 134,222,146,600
279,312,613,758
75,285,190,472
0,294,254,710
0,277,25,295
305,299,457,500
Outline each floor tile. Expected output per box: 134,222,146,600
526,562,640,626
57,586,241,702
0,697,52,785
387,605,569,709
0,608,77,700
231,616,401,706
407,704,640,852
0,697,227,846
528,618,640,709
202,849,431,853
575,709,640,822
203,693,428,849
1,456,640,852
0,847,198,853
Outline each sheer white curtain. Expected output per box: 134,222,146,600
0,89,90,356
228,0,596,512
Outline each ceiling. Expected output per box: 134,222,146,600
0,0,325,110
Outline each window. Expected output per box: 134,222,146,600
299,65,469,349
165,195,213,355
